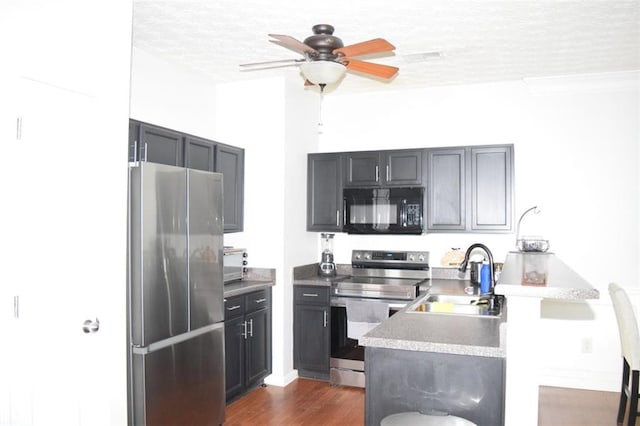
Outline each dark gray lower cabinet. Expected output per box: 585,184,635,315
365,347,505,426
293,286,330,380
224,288,272,402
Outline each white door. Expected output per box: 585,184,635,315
0,1,131,424
0,77,115,426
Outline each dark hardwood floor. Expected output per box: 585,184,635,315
225,379,627,425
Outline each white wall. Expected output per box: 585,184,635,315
318,71,640,391
214,77,319,385
130,47,217,138
129,52,320,385
128,48,639,390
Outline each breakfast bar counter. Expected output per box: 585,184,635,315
494,252,599,426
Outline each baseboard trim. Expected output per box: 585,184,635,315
263,370,299,387
540,368,619,392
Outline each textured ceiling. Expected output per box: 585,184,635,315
132,0,640,94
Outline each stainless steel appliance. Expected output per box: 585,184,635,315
318,233,336,277
127,162,225,425
223,247,248,283
343,187,424,234
330,250,430,387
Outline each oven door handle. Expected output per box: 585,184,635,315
330,296,409,309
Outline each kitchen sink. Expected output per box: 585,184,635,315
408,293,502,317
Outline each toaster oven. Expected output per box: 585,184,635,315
223,248,247,283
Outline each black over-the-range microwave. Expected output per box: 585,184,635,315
342,186,424,234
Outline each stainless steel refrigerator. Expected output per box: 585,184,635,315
127,162,225,425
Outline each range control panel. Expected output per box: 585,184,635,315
351,250,429,266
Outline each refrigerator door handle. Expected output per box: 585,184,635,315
132,323,224,355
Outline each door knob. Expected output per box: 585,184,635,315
82,318,100,334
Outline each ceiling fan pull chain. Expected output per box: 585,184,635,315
318,84,326,133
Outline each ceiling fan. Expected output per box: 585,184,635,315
239,24,399,90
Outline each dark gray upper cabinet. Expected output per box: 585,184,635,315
129,120,244,233
427,148,466,231
427,144,513,233
185,136,216,172
216,144,245,233
344,151,380,186
385,150,423,185
131,123,184,166
470,146,513,231
307,153,343,232
344,150,423,187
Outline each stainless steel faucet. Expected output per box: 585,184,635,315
458,243,495,293
458,243,502,313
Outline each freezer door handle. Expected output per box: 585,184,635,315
132,323,224,355
82,318,100,334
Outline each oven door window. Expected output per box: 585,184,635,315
330,304,401,362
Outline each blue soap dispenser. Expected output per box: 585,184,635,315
480,261,491,294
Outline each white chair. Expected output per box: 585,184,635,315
609,283,640,426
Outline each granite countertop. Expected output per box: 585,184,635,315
360,278,506,358
494,252,599,300
292,263,350,286
223,267,275,297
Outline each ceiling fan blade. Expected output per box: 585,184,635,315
334,38,395,58
269,34,318,56
342,58,399,79
239,58,304,71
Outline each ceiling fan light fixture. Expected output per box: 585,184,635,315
299,61,347,86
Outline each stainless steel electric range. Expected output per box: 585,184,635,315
330,250,430,388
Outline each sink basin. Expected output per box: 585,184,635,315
425,294,480,304
409,294,501,317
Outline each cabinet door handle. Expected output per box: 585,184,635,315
336,210,340,227
142,142,148,162
226,305,241,311
254,298,267,304
241,320,248,339
386,165,390,182
248,319,253,337
302,293,318,297
323,310,328,328
343,199,347,226
375,165,379,182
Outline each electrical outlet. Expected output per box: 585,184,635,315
581,337,593,354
